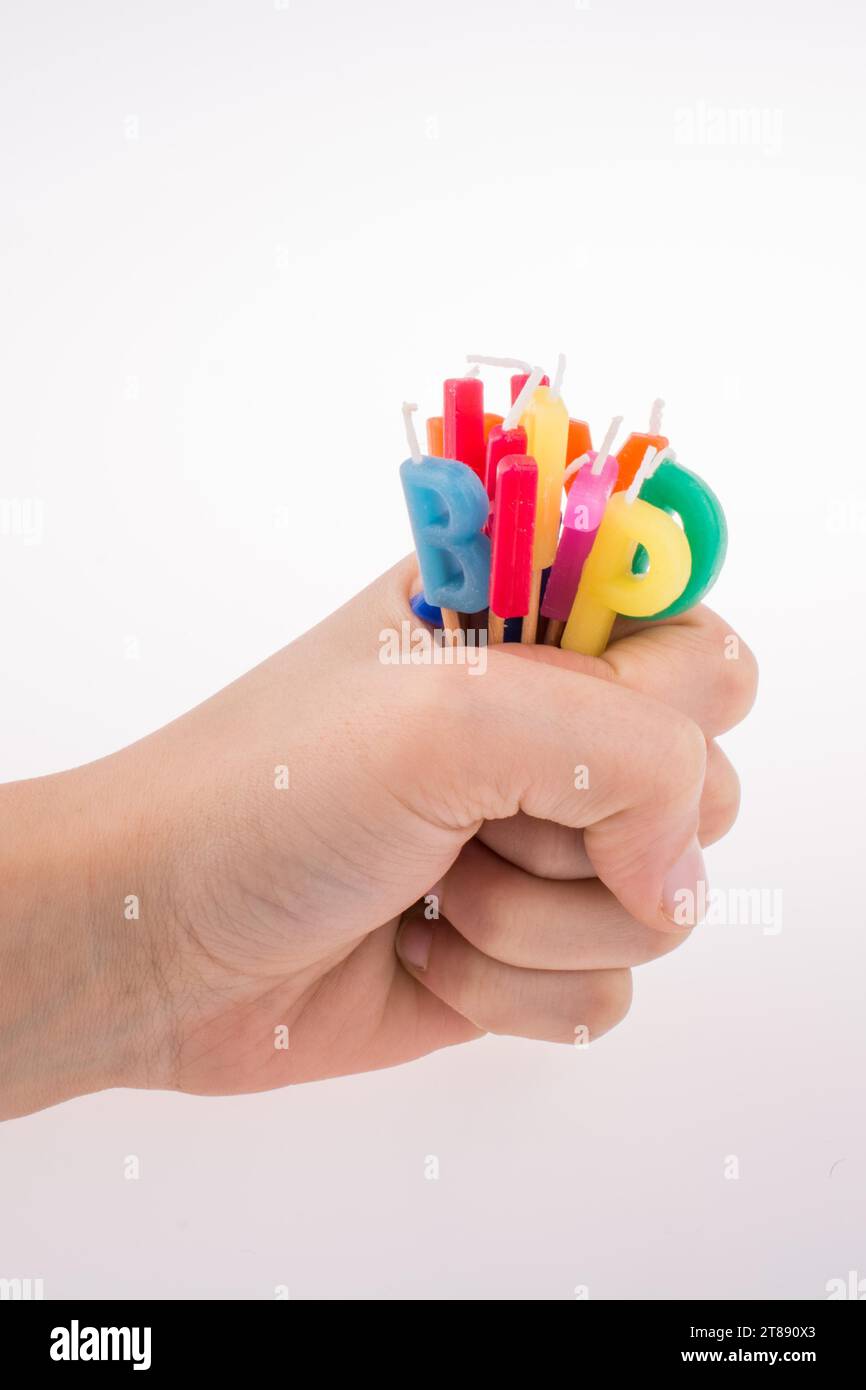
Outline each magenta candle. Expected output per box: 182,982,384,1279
541,452,619,622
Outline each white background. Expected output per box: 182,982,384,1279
1,0,864,1299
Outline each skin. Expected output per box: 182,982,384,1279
0,557,757,1121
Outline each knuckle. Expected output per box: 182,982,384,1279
709,786,740,840
482,985,519,1038
588,968,633,1038
701,755,742,844
469,891,512,956
722,636,759,723
636,926,692,964
466,953,515,1037
652,711,708,801
700,609,759,725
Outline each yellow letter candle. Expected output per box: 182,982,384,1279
561,449,691,657
520,354,569,641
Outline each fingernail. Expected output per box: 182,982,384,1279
397,921,434,971
661,837,708,926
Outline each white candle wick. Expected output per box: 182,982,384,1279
624,444,666,504
466,354,532,371
591,415,624,476
402,401,423,464
651,445,676,471
649,397,665,435
503,364,544,431
464,363,481,378
563,452,592,485
550,352,566,401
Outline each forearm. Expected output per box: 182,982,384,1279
0,767,168,1120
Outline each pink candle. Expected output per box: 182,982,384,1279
541,418,622,625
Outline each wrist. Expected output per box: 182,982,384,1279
0,761,175,1120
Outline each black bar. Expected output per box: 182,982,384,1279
2,1298,862,1373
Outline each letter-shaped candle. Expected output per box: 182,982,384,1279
519,359,569,642
520,382,569,572
541,417,622,644
631,459,727,619
561,452,691,657
542,478,619,645
487,455,538,644
614,398,669,493
400,404,490,618
485,363,542,527
443,374,486,483
484,422,527,516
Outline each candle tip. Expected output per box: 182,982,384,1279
563,451,592,485
624,443,663,503
550,353,566,400
402,401,423,464
466,354,532,372
591,415,624,474
503,364,544,430
649,397,665,435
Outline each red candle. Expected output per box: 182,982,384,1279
510,371,549,404
444,377,486,483
484,423,528,505
489,455,538,625
484,412,504,444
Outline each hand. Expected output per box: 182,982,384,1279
0,557,756,1118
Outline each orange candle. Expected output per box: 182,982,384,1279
426,417,444,457
484,412,504,443
563,418,593,495
614,398,669,493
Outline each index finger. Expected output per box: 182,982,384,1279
506,604,758,740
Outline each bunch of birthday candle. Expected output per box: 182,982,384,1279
400,354,727,655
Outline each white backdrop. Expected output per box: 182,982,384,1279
1,0,864,1299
